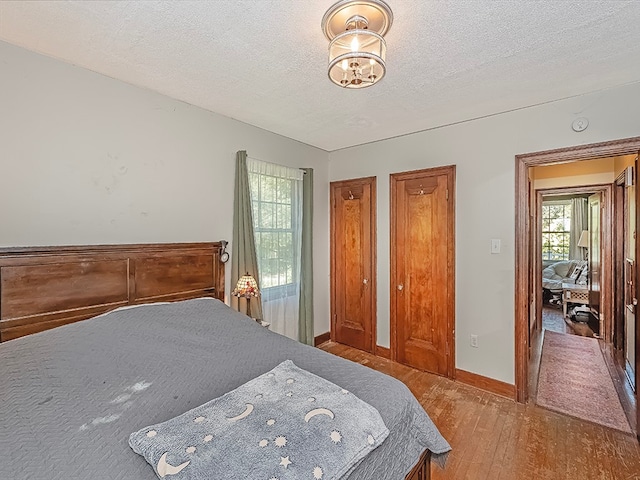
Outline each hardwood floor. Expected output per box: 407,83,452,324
543,305,596,337
542,304,573,334
319,341,640,480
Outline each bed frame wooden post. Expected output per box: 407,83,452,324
405,450,432,480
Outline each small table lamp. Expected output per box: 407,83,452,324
577,230,589,260
232,272,260,321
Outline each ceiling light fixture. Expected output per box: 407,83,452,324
321,0,393,89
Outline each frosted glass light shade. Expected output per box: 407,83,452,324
322,0,392,89
328,29,386,88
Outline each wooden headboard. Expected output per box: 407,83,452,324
0,242,226,342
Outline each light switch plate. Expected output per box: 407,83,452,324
491,239,501,254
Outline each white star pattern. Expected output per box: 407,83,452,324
136,362,398,480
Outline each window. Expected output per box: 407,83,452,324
247,160,303,296
249,173,295,290
542,201,572,261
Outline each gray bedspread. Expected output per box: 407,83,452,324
0,298,450,480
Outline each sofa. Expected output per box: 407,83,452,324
542,260,580,291
542,260,587,306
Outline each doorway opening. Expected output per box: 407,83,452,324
536,187,602,339
515,136,640,439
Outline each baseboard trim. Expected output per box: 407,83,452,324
456,368,516,400
375,345,391,359
314,332,331,347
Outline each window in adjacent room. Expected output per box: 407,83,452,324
541,200,572,261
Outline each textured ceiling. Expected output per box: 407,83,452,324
1,1,640,151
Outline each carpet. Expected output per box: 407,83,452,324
536,331,632,434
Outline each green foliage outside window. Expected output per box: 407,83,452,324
542,202,571,261
249,172,296,290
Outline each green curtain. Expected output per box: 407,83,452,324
231,150,263,320
298,168,314,345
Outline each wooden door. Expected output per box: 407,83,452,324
330,177,376,353
589,193,602,321
614,179,625,352
623,165,636,392
614,164,637,395
635,155,640,441
391,166,455,377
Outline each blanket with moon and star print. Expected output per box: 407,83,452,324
129,360,389,480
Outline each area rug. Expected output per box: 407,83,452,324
536,331,632,433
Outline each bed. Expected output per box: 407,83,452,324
0,242,449,479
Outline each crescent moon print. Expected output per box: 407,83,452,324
304,408,335,423
156,452,190,478
227,403,254,421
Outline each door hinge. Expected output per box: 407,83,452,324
446,189,449,201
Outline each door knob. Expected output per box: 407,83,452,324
397,284,403,291
363,278,368,284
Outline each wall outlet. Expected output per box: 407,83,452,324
470,334,478,348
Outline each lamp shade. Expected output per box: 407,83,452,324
577,230,589,248
232,273,259,298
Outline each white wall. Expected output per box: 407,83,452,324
0,40,331,336
329,81,640,384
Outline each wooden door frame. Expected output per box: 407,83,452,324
588,191,608,326
390,165,456,379
515,136,640,404
330,176,377,353
613,173,626,352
